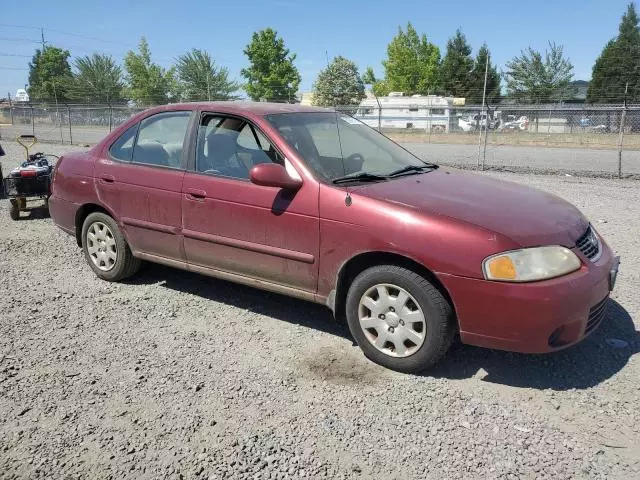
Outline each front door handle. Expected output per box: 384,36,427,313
100,174,115,183
185,188,206,199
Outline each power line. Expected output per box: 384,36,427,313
0,23,40,30
0,36,40,43
0,22,130,46
44,27,131,47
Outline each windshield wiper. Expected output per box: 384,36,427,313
387,164,438,178
332,172,388,185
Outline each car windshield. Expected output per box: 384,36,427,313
264,112,435,183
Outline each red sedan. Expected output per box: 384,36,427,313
48,102,620,372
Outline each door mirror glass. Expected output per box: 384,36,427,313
249,163,302,190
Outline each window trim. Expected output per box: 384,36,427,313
107,110,194,171
191,111,295,183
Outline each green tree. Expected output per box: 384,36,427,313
176,49,239,101
362,66,390,97
362,66,377,86
439,29,473,97
588,3,640,103
381,22,441,95
312,56,366,107
504,42,574,103
71,54,125,104
241,28,301,102
124,37,176,106
28,46,73,102
467,44,501,104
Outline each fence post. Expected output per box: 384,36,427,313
8,93,14,125
56,101,64,144
67,105,73,145
108,105,113,132
617,83,629,178
374,95,382,131
617,104,627,179
482,114,489,170
31,105,35,136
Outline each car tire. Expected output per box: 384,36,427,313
345,265,455,373
81,212,141,281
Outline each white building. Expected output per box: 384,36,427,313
355,92,464,133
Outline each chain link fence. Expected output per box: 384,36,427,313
1,102,639,177
0,104,145,146
342,102,640,178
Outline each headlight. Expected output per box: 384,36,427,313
483,246,581,282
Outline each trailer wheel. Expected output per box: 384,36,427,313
9,199,20,221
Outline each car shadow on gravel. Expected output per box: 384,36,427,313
19,205,50,220
428,300,639,390
124,263,352,340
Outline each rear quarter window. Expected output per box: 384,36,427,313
109,124,138,162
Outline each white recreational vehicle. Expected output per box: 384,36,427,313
14,89,29,103
354,93,459,132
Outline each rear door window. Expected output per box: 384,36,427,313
131,111,191,168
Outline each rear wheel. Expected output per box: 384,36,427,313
9,200,20,221
81,212,140,281
345,265,455,373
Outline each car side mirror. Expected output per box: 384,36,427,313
249,163,302,190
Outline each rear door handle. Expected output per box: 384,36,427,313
185,188,206,199
100,174,115,183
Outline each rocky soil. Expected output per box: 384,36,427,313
1,142,639,479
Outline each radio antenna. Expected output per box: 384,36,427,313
325,51,351,206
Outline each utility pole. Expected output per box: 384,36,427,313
477,52,489,169
40,28,47,51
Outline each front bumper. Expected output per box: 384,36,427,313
438,244,618,354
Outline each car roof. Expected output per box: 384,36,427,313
145,101,334,117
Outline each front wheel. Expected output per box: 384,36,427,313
345,265,455,373
81,212,140,281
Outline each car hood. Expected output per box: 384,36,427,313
352,169,589,247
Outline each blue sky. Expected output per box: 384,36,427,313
0,0,634,98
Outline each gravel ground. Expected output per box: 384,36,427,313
1,143,639,479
